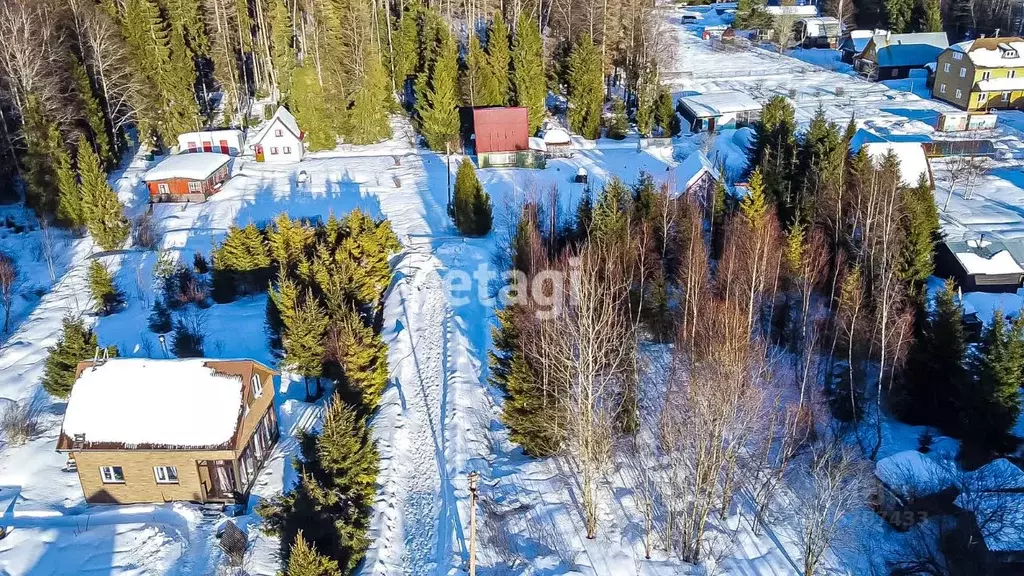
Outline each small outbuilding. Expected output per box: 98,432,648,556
936,238,1024,293
678,91,762,133
873,450,958,530
673,150,720,198
470,106,533,167
143,153,231,203
247,106,304,163
854,31,950,81
792,17,841,49
540,125,573,158
177,130,245,156
953,491,1024,572
840,30,880,64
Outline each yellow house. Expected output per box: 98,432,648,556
932,37,1024,111
56,358,279,505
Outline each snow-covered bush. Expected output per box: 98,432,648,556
0,397,42,445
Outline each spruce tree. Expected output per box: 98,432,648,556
71,59,114,168
148,297,172,333
78,143,129,251
171,315,205,357
899,279,969,433
635,72,657,137
268,214,315,273
607,97,628,140
283,291,329,400
347,49,393,144
654,88,678,137
501,348,561,456
20,97,63,215
268,0,297,104
291,67,336,151
88,260,124,315
259,396,377,572
486,13,511,106
43,316,117,398
333,306,389,411
921,0,943,32
286,531,341,576
968,313,1024,448
567,34,604,140
489,304,521,391
591,178,630,243
511,14,546,133
391,6,420,100
466,34,497,106
901,174,939,288
452,160,492,236
416,26,461,151
212,223,272,295
884,0,913,32
740,168,769,227
751,95,798,222
55,141,84,229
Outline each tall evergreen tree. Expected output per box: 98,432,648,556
901,174,940,289
292,67,337,151
268,0,297,104
968,313,1024,448
884,0,914,32
654,88,679,136
55,141,84,229
71,58,114,168
567,34,604,140
921,0,943,32
347,49,393,144
43,316,117,398
511,14,546,133
466,33,498,106
284,291,329,400
486,12,511,105
751,95,798,222
20,97,63,215
416,26,461,151
78,143,129,251
88,260,124,315
591,178,630,242
332,306,389,411
452,160,493,236
286,531,341,576
501,347,561,456
212,223,272,295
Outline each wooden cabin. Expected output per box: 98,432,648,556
143,153,231,203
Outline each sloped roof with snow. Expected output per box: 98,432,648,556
955,492,1024,552
679,91,761,118
59,359,250,449
876,450,956,498
946,238,1024,276
675,150,719,193
854,138,931,187
970,458,1024,492
953,38,1024,68
143,153,231,182
869,32,949,67
541,127,572,145
248,106,303,146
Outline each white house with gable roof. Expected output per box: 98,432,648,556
247,106,305,163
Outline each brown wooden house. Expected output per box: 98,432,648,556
143,153,231,203
56,358,279,505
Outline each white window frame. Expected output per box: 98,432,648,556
154,465,179,484
187,181,202,192
157,183,170,195
270,147,279,155
1003,91,1011,102
283,146,292,155
943,62,950,73
274,128,283,137
953,52,964,61
960,67,967,78
956,89,963,99
100,466,125,483
251,373,263,398
940,83,947,94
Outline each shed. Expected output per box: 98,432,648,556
855,32,949,81
874,450,957,530
953,491,1024,570
793,17,841,49
936,238,1024,293
143,153,231,203
177,130,245,156
540,126,573,157
673,150,720,198
678,91,762,133
247,106,304,163
471,107,531,167
840,30,880,63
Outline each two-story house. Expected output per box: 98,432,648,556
57,358,279,505
854,32,949,81
933,38,1024,111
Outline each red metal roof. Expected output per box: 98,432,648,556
472,107,529,154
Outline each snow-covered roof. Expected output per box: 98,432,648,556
248,106,302,146
969,458,1024,492
875,450,956,498
679,91,761,118
949,239,1024,276
869,32,949,67
60,359,246,448
799,17,840,38
528,136,546,152
858,141,931,186
143,153,230,182
177,129,243,142
764,5,817,16
953,38,1024,68
954,492,1024,552
675,150,720,193
977,77,1024,92
541,127,572,145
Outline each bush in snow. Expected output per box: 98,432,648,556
43,316,117,398
162,264,209,309
212,223,272,301
131,211,161,250
606,97,628,140
452,161,492,237
148,298,172,333
0,397,43,445
88,260,124,315
286,531,340,576
192,252,209,275
257,395,377,573
171,311,206,358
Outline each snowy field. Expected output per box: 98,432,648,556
3,8,1024,576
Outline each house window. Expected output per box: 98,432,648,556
956,89,963,99
188,181,202,192
283,146,292,154
100,466,125,483
251,373,263,398
943,63,950,73
979,92,989,102
270,147,279,155
953,52,964,61
960,67,967,78
274,129,283,137
187,141,197,151
940,83,947,94
154,466,179,484
157,183,170,195
1004,92,1011,102
982,71,992,80
1011,70,1018,79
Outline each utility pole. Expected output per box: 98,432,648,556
468,471,479,576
